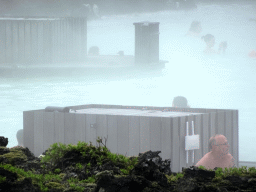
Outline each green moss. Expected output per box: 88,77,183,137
54,168,61,173
196,165,256,179
75,163,83,170
80,176,96,184
165,164,256,187
39,137,139,178
0,150,27,164
0,163,62,192
166,172,184,184
0,138,142,192
113,174,129,179
40,142,68,167
45,182,65,191
58,173,66,179
68,183,85,192
3,136,256,192
0,175,6,183
142,187,152,192
120,168,129,175
151,181,159,187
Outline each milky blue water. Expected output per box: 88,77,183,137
1,2,256,162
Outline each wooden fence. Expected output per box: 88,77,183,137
0,17,87,64
23,104,238,173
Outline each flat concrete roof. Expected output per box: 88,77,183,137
0,18,61,21
73,108,203,117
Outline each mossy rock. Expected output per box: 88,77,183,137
58,173,66,179
0,150,27,165
45,181,65,191
200,183,219,191
0,146,10,155
142,187,152,192
151,181,159,187
0,175,6,183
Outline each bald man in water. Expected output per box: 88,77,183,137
195,134,236,170
10,129,24,149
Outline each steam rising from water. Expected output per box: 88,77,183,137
1,2,256,162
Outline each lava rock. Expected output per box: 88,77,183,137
0,136,8,147
129,150,172,187
0,146,10,155
94,170,152,192
1,137,256,192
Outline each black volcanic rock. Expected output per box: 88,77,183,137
0,136,8,147
129,150,172,187
0,137,256,192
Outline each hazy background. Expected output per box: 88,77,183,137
0,0,256,162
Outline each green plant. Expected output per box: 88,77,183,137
41,164,46,170
120,169,129,175
0,176,6,183
45,182,64,191
67,177,79,183
44,173,62,183
0,163,48,191
86,162,91,168
196,165,256,179
97,162,102,166
116,154,129,164
69,183,85,192
41,142,68,167
80,175,96,183
166,172,184,184
96,136,108,148
75,163,83,170
54,168,61,173
107,152,118,162
59,173,66,179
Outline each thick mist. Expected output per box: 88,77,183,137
0,1,256,163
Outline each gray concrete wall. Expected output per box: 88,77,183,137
23,104,239,173
0,17,87,65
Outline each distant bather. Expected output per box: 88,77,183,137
186,21,202,37
88,46,99,56
172,96,190,108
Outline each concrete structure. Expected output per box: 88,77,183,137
0,18,167,77
0,17,87,64
134,22,159,64
23,104,239,173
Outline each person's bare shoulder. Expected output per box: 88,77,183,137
195,152,211,167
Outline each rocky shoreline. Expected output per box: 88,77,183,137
1,136,256,192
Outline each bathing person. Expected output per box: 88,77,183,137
10,129,24,149
172,96,190,108
201,34,227,55
248,50,256,58
117,51,124,56
195,134,236,170
88,46,99,56
186,21,202,37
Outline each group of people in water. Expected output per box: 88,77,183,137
185,21,227,55
89,20,255,58
186,21,255,58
